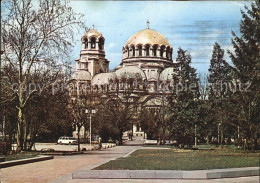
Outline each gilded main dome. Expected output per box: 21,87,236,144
125,29,170,46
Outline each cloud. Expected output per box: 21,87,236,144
106,43,115,50
230,1,244,7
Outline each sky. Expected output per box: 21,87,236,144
69,1,252,74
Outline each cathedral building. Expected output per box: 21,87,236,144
72,22,178,139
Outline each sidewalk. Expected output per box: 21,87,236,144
1,143,259,183
0,145,140,183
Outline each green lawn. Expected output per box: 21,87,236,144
95,149,260,170
2,152,38,162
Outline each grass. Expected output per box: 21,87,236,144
95,149,260,170
2,152,38,161
142,145,172,148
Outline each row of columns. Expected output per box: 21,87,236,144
72,82,147,94
123,45,172,60
81,39,104,50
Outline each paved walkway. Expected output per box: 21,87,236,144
123,136,145,146
66,177,259,183
1,142,259,183
0,145,139,183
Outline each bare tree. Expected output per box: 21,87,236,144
1,0,84,151
94,73,143,145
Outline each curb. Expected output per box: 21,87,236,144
72,167,259,179
0,155,54,168
40,151,84,156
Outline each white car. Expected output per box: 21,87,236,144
57,136,77,145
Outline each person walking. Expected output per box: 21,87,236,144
98,137,102,150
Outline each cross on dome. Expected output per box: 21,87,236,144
146,20,150,29
92,24,95,30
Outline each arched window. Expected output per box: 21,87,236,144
122,47,125,58
131,46,135,57
153,45,158,56
166,46,170,59
160,45,165,57
126,47,129,57
91,37,96,49
138,45,142,56
84,38,88,49
145,45,150,56
99,38,104,50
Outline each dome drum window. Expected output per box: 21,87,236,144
160,45,165,58
131,46,135,57
153,45,158,56
145,45,150,56
166,46,170,59
126,46,129,57
138,45,142,57
84,38,88,49
98,38,104,50
91,37,96,49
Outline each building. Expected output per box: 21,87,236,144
72,22,178,139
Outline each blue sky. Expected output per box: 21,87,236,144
69,1,252,74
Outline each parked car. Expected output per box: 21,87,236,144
57,136,77,145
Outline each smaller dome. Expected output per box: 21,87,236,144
73,70,91,81
82,29,102,39
115,66,146,80
159,67,177,81
92,72,115,85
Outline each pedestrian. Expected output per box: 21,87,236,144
98,137,102,150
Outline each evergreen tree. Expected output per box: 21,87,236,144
208,43,232,146
228,2,260,150
208,42,232,93
170,48,200,148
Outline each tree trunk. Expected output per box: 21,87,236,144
83,125,87,143
77,126,81,151
220,125,224,148
162,126,166,145
23,115,29,151
119,129,123,145
243,138,247,153
253,130,259,150
29,134,36,151
17,106,25,152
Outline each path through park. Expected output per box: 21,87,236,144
0,140,259,183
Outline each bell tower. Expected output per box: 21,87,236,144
75,26,109,78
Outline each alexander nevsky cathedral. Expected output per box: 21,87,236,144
72,21,178,138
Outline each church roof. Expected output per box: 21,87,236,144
115,66,146,80
73,70,91,81
125,29,170,46
92,72,115,85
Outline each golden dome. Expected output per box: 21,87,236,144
83,29,102,38
125,29,170,46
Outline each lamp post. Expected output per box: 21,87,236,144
85,109,96,146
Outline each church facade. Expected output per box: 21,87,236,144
72,22,178,139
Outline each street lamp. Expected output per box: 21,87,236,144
85,109,96,146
